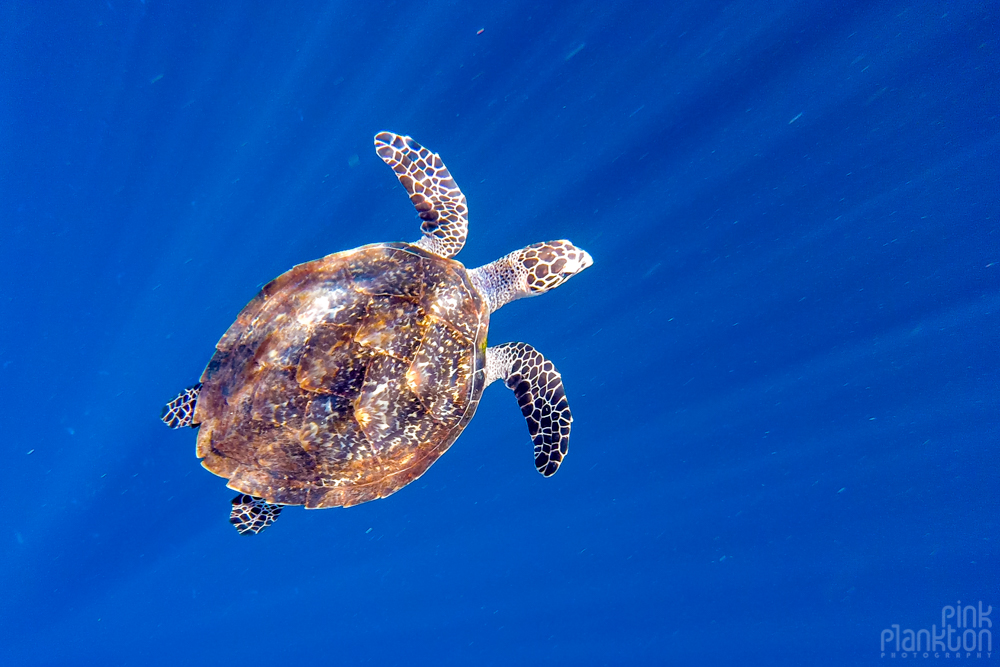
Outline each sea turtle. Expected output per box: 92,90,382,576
161,132,592,534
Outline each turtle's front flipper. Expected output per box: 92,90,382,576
485,343,572,476
161,383,202,428
230,494,283,535
374,132,468,259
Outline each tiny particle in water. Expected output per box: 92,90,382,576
476,28,484,35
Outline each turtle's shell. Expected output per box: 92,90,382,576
193,243,488,509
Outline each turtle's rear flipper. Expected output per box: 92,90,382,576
485,343,572,477
230,494,283,535
161,383,202,428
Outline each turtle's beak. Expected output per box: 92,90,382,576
560,242,592,277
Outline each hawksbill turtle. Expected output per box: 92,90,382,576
162,132,592,534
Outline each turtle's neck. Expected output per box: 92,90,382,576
468,250,528,314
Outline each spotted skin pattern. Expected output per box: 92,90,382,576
161,383,202,428
230,493,283,535
485,342,571,476
520,240,593,294
469,240,594,314
375,132,468,259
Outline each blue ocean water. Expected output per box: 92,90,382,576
1,1,997,664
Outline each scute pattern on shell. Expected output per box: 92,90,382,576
193,243,488,509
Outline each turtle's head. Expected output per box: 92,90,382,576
520,240,593,295
471,240,593,313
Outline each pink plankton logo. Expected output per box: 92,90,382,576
881,601,992,659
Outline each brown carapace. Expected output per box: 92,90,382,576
194,243,487,510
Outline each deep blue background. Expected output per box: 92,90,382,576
1,1,997,664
